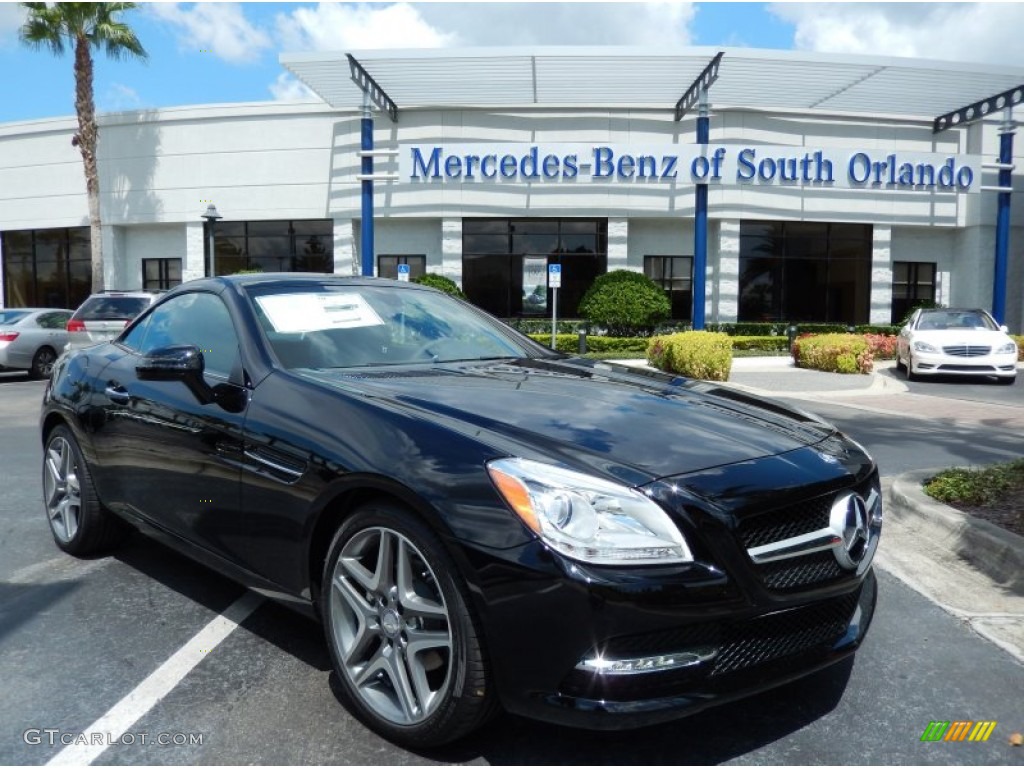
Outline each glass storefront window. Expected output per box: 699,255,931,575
211,220,333,275
891,261,936,324
143,258,183,291
738,221,872,323
378,255,426,280
644,256,693,321
1,227,90,309
462,218,607,318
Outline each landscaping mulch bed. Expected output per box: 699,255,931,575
950,490,1024,540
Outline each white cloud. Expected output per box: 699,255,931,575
150,3,272,64
275,2,454,51
274,2,695,51
269,72,319,102
0,3,28,47
770,2,1024,66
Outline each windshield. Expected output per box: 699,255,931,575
246,283,548,369
916,310,998,331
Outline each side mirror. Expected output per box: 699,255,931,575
137,345,215,405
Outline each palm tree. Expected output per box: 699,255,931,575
19,3,147,293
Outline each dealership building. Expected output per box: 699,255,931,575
1,47,1022,329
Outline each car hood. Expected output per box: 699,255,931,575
910,329,1011,345
300,358,837,486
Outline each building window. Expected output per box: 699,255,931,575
891,261,936,324
142,258,182,291
212,220,333,275
738,221,872,324
1,227,90,309
644,256,693,321
462,218,607,317
378,255,426,280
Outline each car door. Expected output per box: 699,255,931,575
89,290,250,564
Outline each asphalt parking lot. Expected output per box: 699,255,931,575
2,371,1023,765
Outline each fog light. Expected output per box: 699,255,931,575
576,647,717,675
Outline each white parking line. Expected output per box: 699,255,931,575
46,590,264,766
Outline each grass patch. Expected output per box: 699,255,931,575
924,460,1024,507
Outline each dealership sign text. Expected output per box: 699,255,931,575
401,144,980,192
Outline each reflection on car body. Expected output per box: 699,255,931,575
41,273,881,748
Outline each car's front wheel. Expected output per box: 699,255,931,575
42,425,127,555
321,501,494,747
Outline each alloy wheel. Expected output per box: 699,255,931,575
329,526,453,725
44,436,81,543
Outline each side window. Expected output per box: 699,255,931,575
37,312,71,329
125,293,240,378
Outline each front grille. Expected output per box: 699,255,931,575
758,550,845,591
709,592,858,677
942,344,991,357
737,496,832,549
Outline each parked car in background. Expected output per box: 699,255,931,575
896,307,1018,384
65,291,160,351
0,308,73,378
42,274,881,748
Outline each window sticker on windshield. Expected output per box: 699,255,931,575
256,293,384,333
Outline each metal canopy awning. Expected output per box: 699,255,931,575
281,46,1024,122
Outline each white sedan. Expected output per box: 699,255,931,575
896,308,1018,385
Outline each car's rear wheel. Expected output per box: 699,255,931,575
42,425,127,555
321,502,495,747
31,346,57,379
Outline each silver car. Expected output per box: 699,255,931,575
66,291,159,351
0,308,73,378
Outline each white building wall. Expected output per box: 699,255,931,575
441,218,463,287
374,219,442,271
717,219,741,324
607,218,629,272
332,219,355,276
870,226,893,325
118,225,188,290
184,221,205,282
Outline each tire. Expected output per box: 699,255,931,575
894,352,906,373
321,501,495,748
905,354,918,382
42,425,127,555
30,346,57,380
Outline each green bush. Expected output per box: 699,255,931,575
647,331,732,381
791,333,872,374
507,318,586,335
707,322,901,337
578,270,671,336
412,273,466,299
527,334,648,354
924,459,1024,507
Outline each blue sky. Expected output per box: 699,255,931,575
0,2,1022,124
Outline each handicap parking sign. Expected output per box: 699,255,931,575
397,263,411,282
548,263,562,288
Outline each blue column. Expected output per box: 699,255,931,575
360,109,374,277
692,91,710,330
992,122,1014,325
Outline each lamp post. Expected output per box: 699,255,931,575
201,203,222,278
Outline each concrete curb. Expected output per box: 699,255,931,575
888,469,1024,595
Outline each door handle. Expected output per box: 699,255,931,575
104,385,130,405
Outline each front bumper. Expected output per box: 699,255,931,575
911,350,1017,378
462,538,877,730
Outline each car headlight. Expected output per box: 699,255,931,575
912,340,939,353
997,341,1017,355
487,457,692,566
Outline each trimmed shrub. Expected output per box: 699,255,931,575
647,331,732,381
863,333,898,360
578,270,671,336
791,333,873,374
412,273,466,299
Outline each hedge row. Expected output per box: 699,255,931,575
1013,335,1024,362
526,334,649,354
